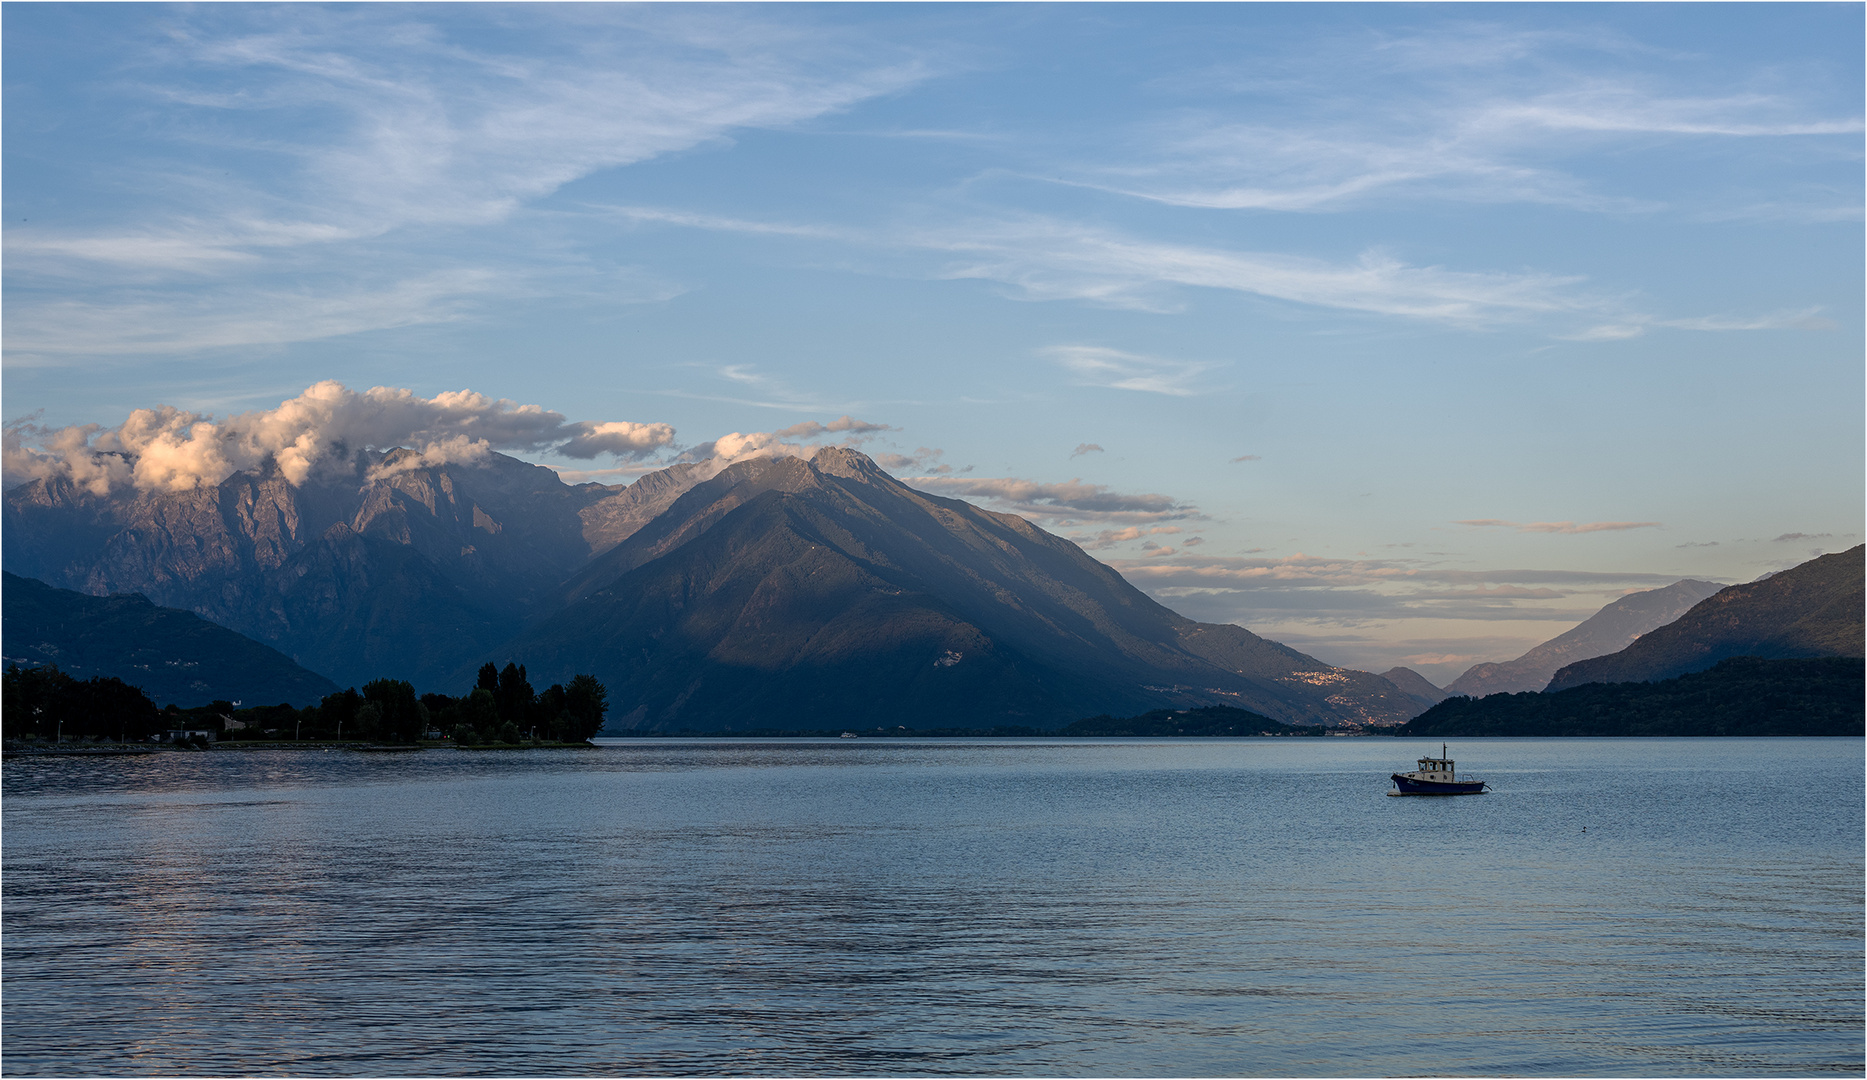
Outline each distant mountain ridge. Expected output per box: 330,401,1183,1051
1444,579,1726,698
2,571,340,707
4,446,1416,730
1547,546,1863,691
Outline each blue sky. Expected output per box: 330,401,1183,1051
5,3,1861,682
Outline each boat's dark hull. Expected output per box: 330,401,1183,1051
1389,773,1487,795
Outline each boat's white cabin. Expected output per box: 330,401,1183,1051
1404,744,1457,782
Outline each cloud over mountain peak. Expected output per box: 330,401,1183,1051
3,381,677,495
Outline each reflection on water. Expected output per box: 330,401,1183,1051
4,738,1862,1076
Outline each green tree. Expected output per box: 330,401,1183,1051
319,688,363,738
362,679,422,743
464,688,500,740
1,665,161,742
91,677,161,742
495,663,534,729
353,701,384,739
3,664,71,739
564,674,608,742
535,682,566,719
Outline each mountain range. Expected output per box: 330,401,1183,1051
1442,578,1726,697
1394,546,1864,737
3,447,1419,730
1,571,339,707
1547,545,1864,690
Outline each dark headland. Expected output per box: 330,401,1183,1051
1396,657,1863,738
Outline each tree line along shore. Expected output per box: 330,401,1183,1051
2,662,607,748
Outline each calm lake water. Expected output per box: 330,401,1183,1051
3,737,1861,1077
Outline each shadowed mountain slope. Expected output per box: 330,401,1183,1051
1547,547,1863,691
491,448,1417,731
1,450,697,687
1445,579,1726,698
2,571,340,707
6,445,1416,727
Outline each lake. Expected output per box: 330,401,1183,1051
3,737,1861,1076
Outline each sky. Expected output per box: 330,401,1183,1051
4,3,1862,684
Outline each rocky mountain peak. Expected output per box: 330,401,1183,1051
810,445,887,482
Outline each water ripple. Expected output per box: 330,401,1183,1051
4,738,1861,1075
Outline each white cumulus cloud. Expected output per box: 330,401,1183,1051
679,415,895,478
3,381,677,494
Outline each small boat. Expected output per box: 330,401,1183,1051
1389,743,1487,796
839,732,859,739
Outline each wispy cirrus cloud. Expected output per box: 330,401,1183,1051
1045,345,1217,396
619,197,1529,321
1457,518,1662,534
1074,90,1860,218
774,416,894,440
923,216,1600,323
598,202,1613,323
591,201,1827,336
1566,307,1835,341
1111,552,1679,592
1071,525,1183,551
651,364,864,413
1107,551,1685,640
4,7,930,362
872,446,957,475
103,10,924,253
1060,19,1862,221
5,268,534,359
907,475,1198,525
